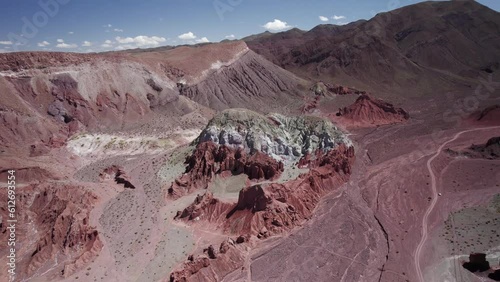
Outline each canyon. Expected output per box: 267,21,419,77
1,1,500,282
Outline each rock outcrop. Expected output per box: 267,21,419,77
170,143,355,281
489,269,500,281
169,238,246,282
168,142,284,198
197,109,351,160
0,183,102,280
100,165,136,189
175,144,354,236
446,136,500,160
462,253,490,273
335,94,409,127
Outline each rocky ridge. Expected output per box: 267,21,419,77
197,108,352,161
335,93,409,127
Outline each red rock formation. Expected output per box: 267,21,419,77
334,94,409,127
168,142,284,198
176,144,354,237
171,144,354,280
174,192,233,222
169,238,246,282
0,183,102,280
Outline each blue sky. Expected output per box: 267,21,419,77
0,0,499,53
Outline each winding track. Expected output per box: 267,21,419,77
414,126,500,282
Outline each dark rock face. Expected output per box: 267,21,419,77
168,142,284,198
448,136,500,160
469,136,500,159
49,74,92,125
462,253,490,273
146,78,163,92
489,269,500,281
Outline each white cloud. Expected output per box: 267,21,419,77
104,24,112,28
37,41,50,47
115,35,166,47
101,40,113,48
82,41,92,47
55,39,77,48
332,15,346,20
68,31,74,35
56,42,77,48
262,19,292,31
113,28,124,32
195,37,210,43
225,34,236,39
178,32,196,40
0,41,13,45
319,16,329,22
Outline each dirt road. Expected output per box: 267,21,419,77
414,126,500,282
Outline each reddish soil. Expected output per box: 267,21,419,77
468,105,500,125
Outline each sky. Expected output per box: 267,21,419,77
0,0,499,53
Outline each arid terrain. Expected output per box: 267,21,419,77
1,1,500,282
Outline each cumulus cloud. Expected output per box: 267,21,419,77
262,19,292,31
68,31,74,35
332,15,346,20
37,41,50,47
57,39,64,43
82,41,92,47
104,24,112,28
113,28,124,32
115,35,166,47
225,34,236,39
0,41,13,45
178,32,196,40
56,42,77,48
319,16,329,22
195,37,210,43
101,40,113,48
